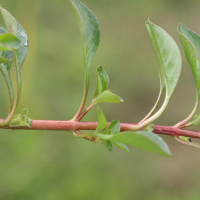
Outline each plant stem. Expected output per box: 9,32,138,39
174,89,199,128
139,87,163,124
72,71,89,121
76,103,94,121
132,91,169,130
0,119,200,138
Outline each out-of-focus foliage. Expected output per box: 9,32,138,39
0,0,200,199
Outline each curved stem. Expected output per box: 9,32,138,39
139,86,163,124
174,136,200,148
174,89,198,128
76,103,94,121
0,52,20,126
132,90,169,130
72,71,89,121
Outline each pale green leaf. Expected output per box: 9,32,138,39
92,90,123,105
190,114,200,126
0,55,12,63
103,120,120,135
0,33,21,50
0,6,17,35
96,107,107,133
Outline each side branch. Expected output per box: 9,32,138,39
0,119,200,139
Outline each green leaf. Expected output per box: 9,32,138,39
0,6,17,35
146,20,181,99
112,142,131,153
70,0,100,117
0,7,29,109
92,90,124,105
101,139,113,151
0,27,14,109
108,131,171,156
0,55,12,63
135,20,182,129
96,107,107,133
178,24,200,100
103,120,120,135
70,0,100,71
94,66,109,98
0,33,21,50
8,108,32,127
14,21,29,102
190,114,200,126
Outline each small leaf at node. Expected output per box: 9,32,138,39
96,107,107,133
103,120,120,135
92,90,123,105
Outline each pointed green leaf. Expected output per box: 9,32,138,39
96,107,107,133
97,66,109,85
103,120,120,135
0,55,12,63
146,20,181,98
94,66,109,98
108,131,171,156
0,6,17,35
8,108,32,127
0,33,21,50
112,142,131,153
101,139,113,151
178,24,200,100
190,114,200,126
70,0,100,71
92,90,123,105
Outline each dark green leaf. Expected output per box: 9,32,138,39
70,0,100,70
108,131,171,156
178,24,200,100
70,0,100,105
92,90,123,105
96,107,107,133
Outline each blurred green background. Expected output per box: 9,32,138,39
0,0,200,199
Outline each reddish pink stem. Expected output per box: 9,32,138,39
0,119,200,139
